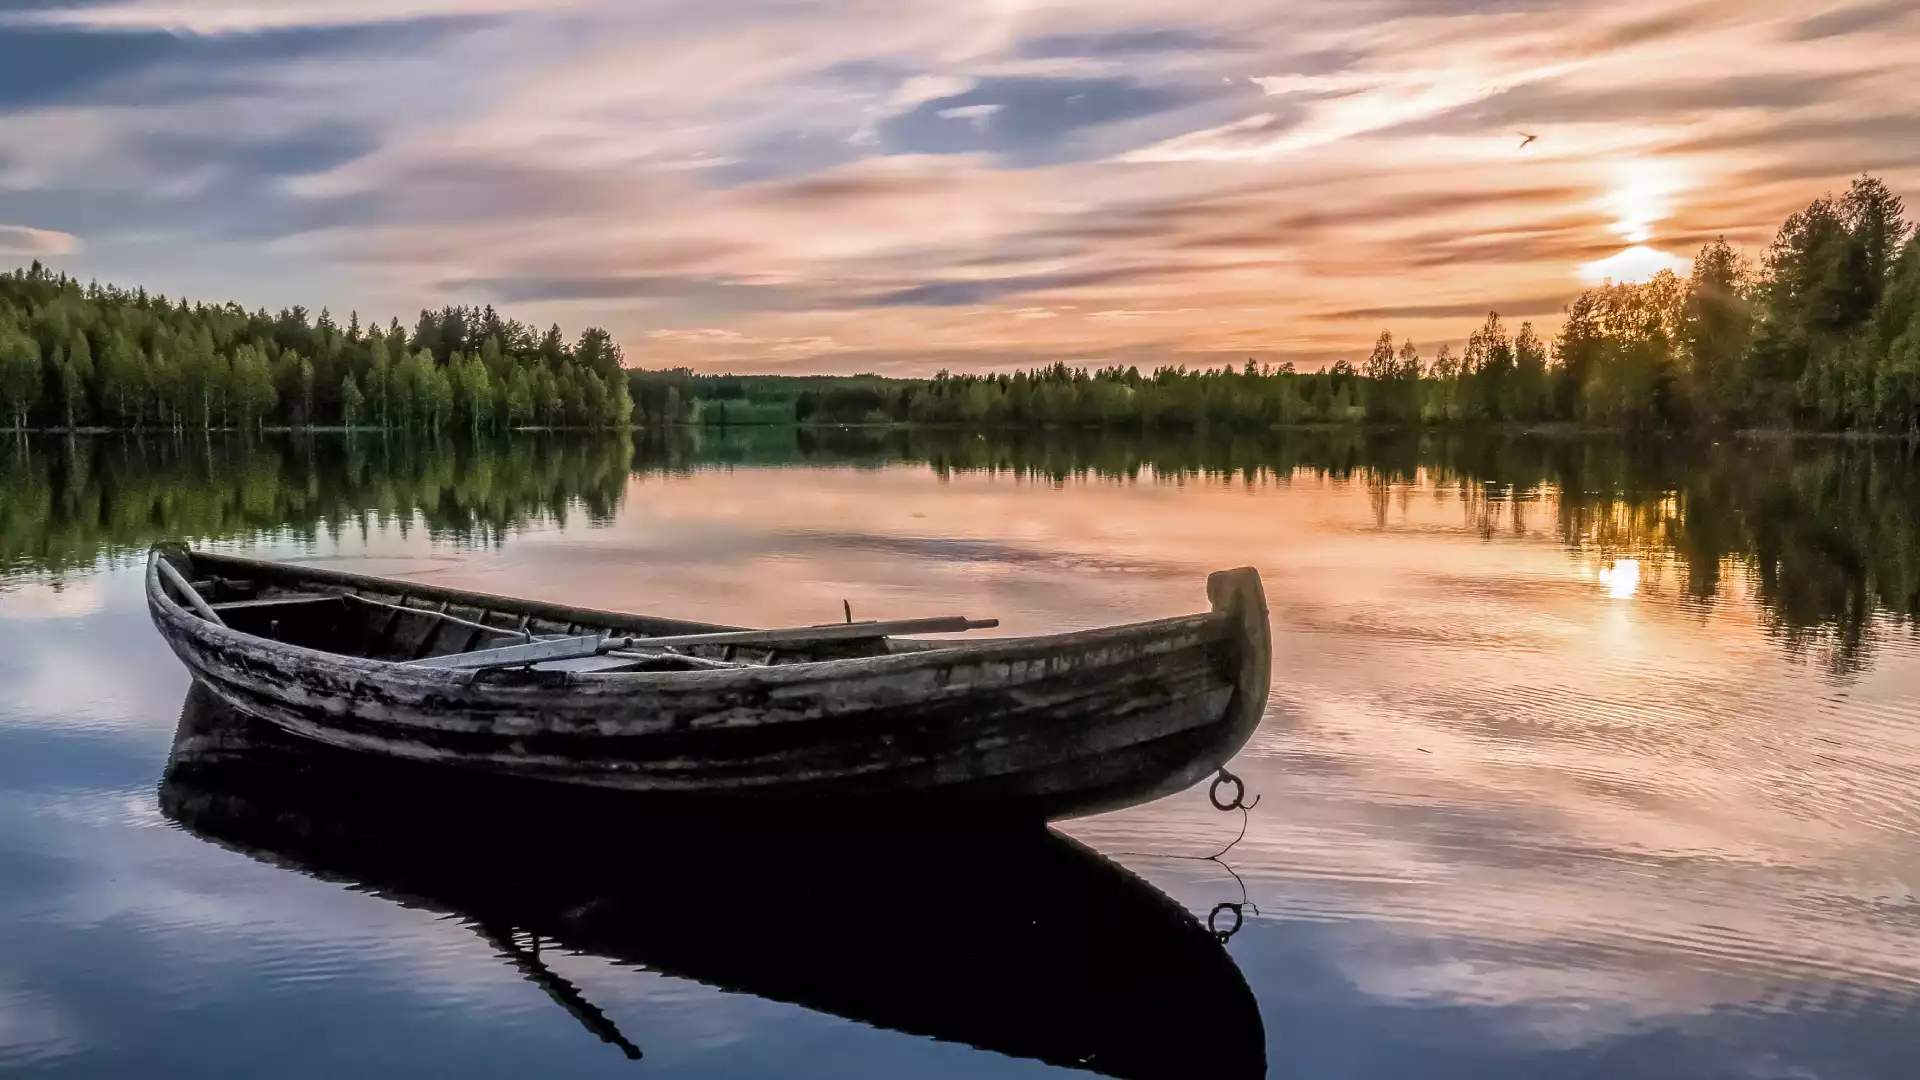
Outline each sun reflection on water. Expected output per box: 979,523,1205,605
1597,557,1641,599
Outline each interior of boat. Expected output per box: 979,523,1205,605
171,567,899,673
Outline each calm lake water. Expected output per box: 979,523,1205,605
2,428,1918,1078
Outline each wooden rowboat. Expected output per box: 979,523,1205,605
160,686,1268,1079
146,544,1270,820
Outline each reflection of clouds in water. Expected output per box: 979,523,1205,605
0,580,106,620
0,569,190,734
0,981,77,1069
408,467,1240,632
6,649,151,727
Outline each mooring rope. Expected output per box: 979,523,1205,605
1116,766,1261,940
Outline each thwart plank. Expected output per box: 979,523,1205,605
407,634,608,670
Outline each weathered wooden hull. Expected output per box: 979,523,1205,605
147,546,1271,820
159,687,1268,1079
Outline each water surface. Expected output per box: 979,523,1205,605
2,429,1918,1078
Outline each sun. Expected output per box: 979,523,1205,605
1580,245,1693,285
1582,160,1692,284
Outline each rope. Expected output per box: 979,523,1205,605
1115,766,1262,941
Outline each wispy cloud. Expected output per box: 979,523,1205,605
0,0,565,33
0,224,79,256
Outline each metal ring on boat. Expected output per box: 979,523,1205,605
1209,769,1249,812
1208,902,1244,941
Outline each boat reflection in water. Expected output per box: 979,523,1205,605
158,685,1267,1079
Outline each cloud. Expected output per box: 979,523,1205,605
753,168,963,207
877,75,1231,166
1126,52,1587,162
1025,183,1589,257
0,224,79,255
1787,0,1916,40
1013,27,1238,59
132,121,377,180
645,327,841,359
445,273,816,308
1577,6,1721,52
0,17,481,106
1119,110,1306,163
860,268,1149,308
1385,73,1861,137
1328,297,1570,321
1677,112,1920,155
0,0,556,33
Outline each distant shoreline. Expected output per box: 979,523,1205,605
5,421,1914,441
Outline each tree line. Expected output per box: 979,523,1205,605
628,175,1919,433
0,271,633,433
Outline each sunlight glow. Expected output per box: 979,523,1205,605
1597,558,1641,600
1580,245,1692,285
1600,160,1686,244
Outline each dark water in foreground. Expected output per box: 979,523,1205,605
2,428,1918,1078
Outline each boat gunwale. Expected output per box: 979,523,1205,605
147,548,1236,690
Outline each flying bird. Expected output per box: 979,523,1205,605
1517,132,1539,150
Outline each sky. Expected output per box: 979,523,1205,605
0,0,1916,375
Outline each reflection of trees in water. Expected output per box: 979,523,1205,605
639,427,1920,674
5,428,1915,672
0,432,631,578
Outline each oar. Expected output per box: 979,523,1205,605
406,615,999,671
157,558,226,627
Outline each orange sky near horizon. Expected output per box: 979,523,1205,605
0,0,1916,373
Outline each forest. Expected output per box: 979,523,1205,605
0,272,633,433
4,175,1916,435
630,174,1920,433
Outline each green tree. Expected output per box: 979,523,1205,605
341,372,364,428
574,327,622,379
298,353,315,426
0,315,41,430
1362,331,1398,422
101,330,145,426
1684,238,1753,422
1513,321,1548,419
232,345,278,430
60,334,92,430
365,337,392,429
506,366,533,427
536,367,560,427
604,371,632,427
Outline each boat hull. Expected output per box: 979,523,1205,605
147,548,1271,820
